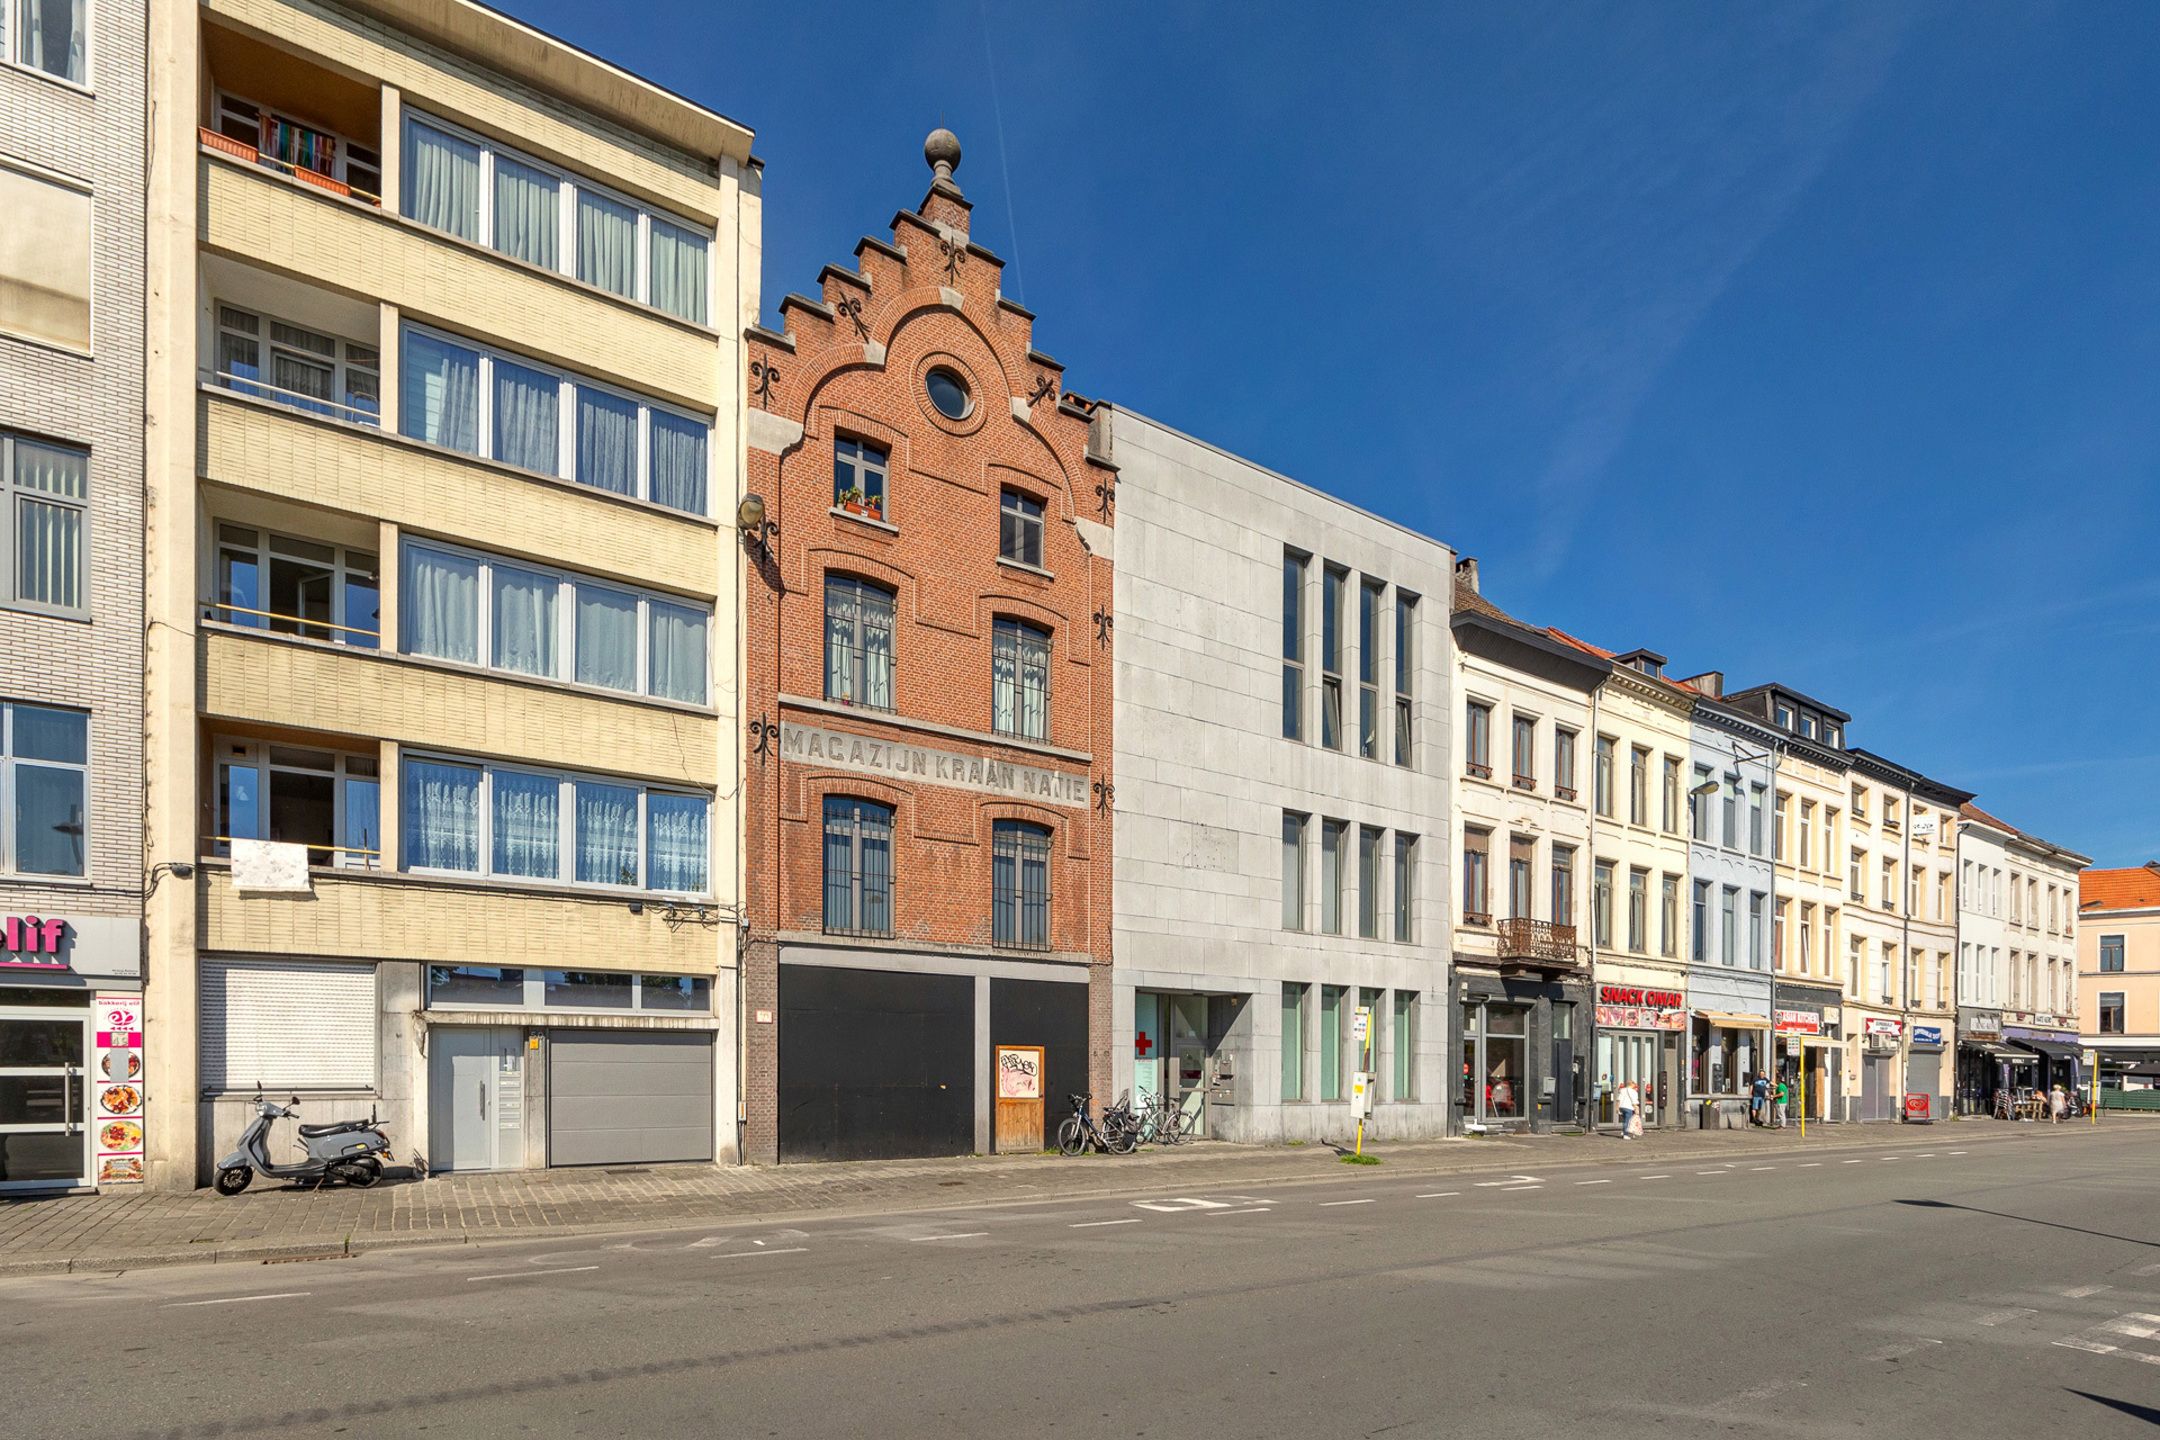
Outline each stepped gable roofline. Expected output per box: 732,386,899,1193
2082,862,2160,913
1960,802,2092,868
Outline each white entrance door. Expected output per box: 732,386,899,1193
429,1027,524,1172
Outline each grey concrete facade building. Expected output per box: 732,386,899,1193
1101,409,1456,1142
1684,692,1780,1114
0,0,149,1192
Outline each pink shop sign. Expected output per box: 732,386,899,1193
1,915,70,969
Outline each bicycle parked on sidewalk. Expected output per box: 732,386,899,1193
1057,1092,1137,1156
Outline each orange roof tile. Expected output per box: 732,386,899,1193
1545,628,1702,696
2081,863,2160,912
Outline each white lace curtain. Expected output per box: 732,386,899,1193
403,760,479,872
18,0,86,82
646,793,707,893
576,781,639,886
490,769,559,879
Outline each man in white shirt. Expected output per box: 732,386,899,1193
1614,1079,1640,1139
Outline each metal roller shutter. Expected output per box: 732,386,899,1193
200,958,378,1091
546,1031,714,1166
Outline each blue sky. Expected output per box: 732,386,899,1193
512,0,2160,865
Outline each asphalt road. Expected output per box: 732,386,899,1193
5,1126,2156,1438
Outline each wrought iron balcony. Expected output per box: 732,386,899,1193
1495,917,1585,971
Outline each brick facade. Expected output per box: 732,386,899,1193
741,133,1115,1162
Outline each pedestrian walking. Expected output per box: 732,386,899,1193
2050,1083,2066,1124
1773,1075,1789,1130
1750,1073,1769,1127
1614,1079,1639,1140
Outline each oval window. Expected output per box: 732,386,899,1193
925,367,972,420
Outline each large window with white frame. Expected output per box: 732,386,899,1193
400,113,713,324
212,737,380,870
214,304,380,424
400,540,708,704
398,324,711,516
400,753,709,895
2,0,86,83
213,523,379,647
2,431,86,616
1,700,86,877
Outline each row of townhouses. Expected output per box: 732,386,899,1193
0,0,2137,1193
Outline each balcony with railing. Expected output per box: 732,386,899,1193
1495,918,1587,973
201,277,381,429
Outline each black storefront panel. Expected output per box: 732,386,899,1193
987,978,1088,1153
779,965,974,1162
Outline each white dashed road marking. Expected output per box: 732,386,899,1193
466,1266,599,1282
1750,1166,1775,1171
1576,1179,1611,1186
1417,1192,1459,1199
1210,1206,1273,1216
714,1247,809,1259
1975,1308,2035,1327
1070,1219,1141,1229
1641,1174,1671,1180
164,1291,310,1308
1133,1197,1231,1213
2064,1284,2112,1299
1320,1198,1376,1208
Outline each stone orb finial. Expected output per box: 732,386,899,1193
925,128,962,185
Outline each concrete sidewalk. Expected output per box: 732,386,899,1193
0,1117,2089,1276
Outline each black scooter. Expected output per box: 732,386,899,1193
213,1091,394,1194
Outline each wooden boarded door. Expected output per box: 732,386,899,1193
994,1045,1045,1152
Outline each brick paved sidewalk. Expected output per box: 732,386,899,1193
0,1117,2086,1276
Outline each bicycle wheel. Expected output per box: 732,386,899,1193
1107,1120,1138,1156
1056,1115,1087,1156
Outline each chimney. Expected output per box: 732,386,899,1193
1681,670,1725,698
1454,555,1480,593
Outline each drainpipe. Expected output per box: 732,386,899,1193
1898,777,1913,1121
1583,685,1601,1132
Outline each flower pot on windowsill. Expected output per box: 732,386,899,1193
840,498,885,522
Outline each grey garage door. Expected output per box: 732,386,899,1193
547,1031,714,1166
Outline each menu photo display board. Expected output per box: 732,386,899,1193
93,994,145,1186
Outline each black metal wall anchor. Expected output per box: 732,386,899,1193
940,234,966,285
749,715,779,764
1093,476,1116,516
836,295,870,341
1092,781,1114,812
749,359,780,408
1027,374,1056,406
1093,607,1113,644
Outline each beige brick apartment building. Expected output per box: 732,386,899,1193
143,0,758,1187
0,0,149,1192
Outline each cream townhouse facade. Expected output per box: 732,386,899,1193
143,0,759,1187
1957,802,2088,1114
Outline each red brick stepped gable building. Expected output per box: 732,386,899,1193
739,131,1115,1163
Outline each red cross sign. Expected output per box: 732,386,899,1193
1135,1031,1153,1057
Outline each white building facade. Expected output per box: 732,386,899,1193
1957,804,2087,1112
1103,409,1457,1142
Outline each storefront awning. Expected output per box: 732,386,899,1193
1694,1011,1768,1029
1961,1041,2014,1056
2009,1037,2081,1063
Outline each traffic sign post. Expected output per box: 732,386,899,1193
1353,1007,1373,1156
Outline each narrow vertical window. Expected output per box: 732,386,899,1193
1592,860,1614,948
1692,880,1710,962
1357,579,1382,759
1357,825,1382,938
1627,867,1647,953
1662,756,1681,833
1554,728,1578,800
999,489,1045,568
1551,845,1576,927
1393,592,1416,767
823,797,894,936
1465,701,1492,777
1280,983,1307,1100
1281,812,1308,932
1594,737,1615,818
1320,986,1344,1101
1661,874,1679,956
1320,566,1346,749
1512,715,1537,789
1721,887,1739,965
1321,819,1346,934
1462,827,1491,923
833,437,889,516
991,820,1051,948
1282,550,1307,741
991,618,1052,740
823,576,896,710
1508,834,1535,920
1393,833,1417,942
1629,746,1649,825
1392,991,1415,1099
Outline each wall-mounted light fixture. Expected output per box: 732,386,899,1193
737,493,778,563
